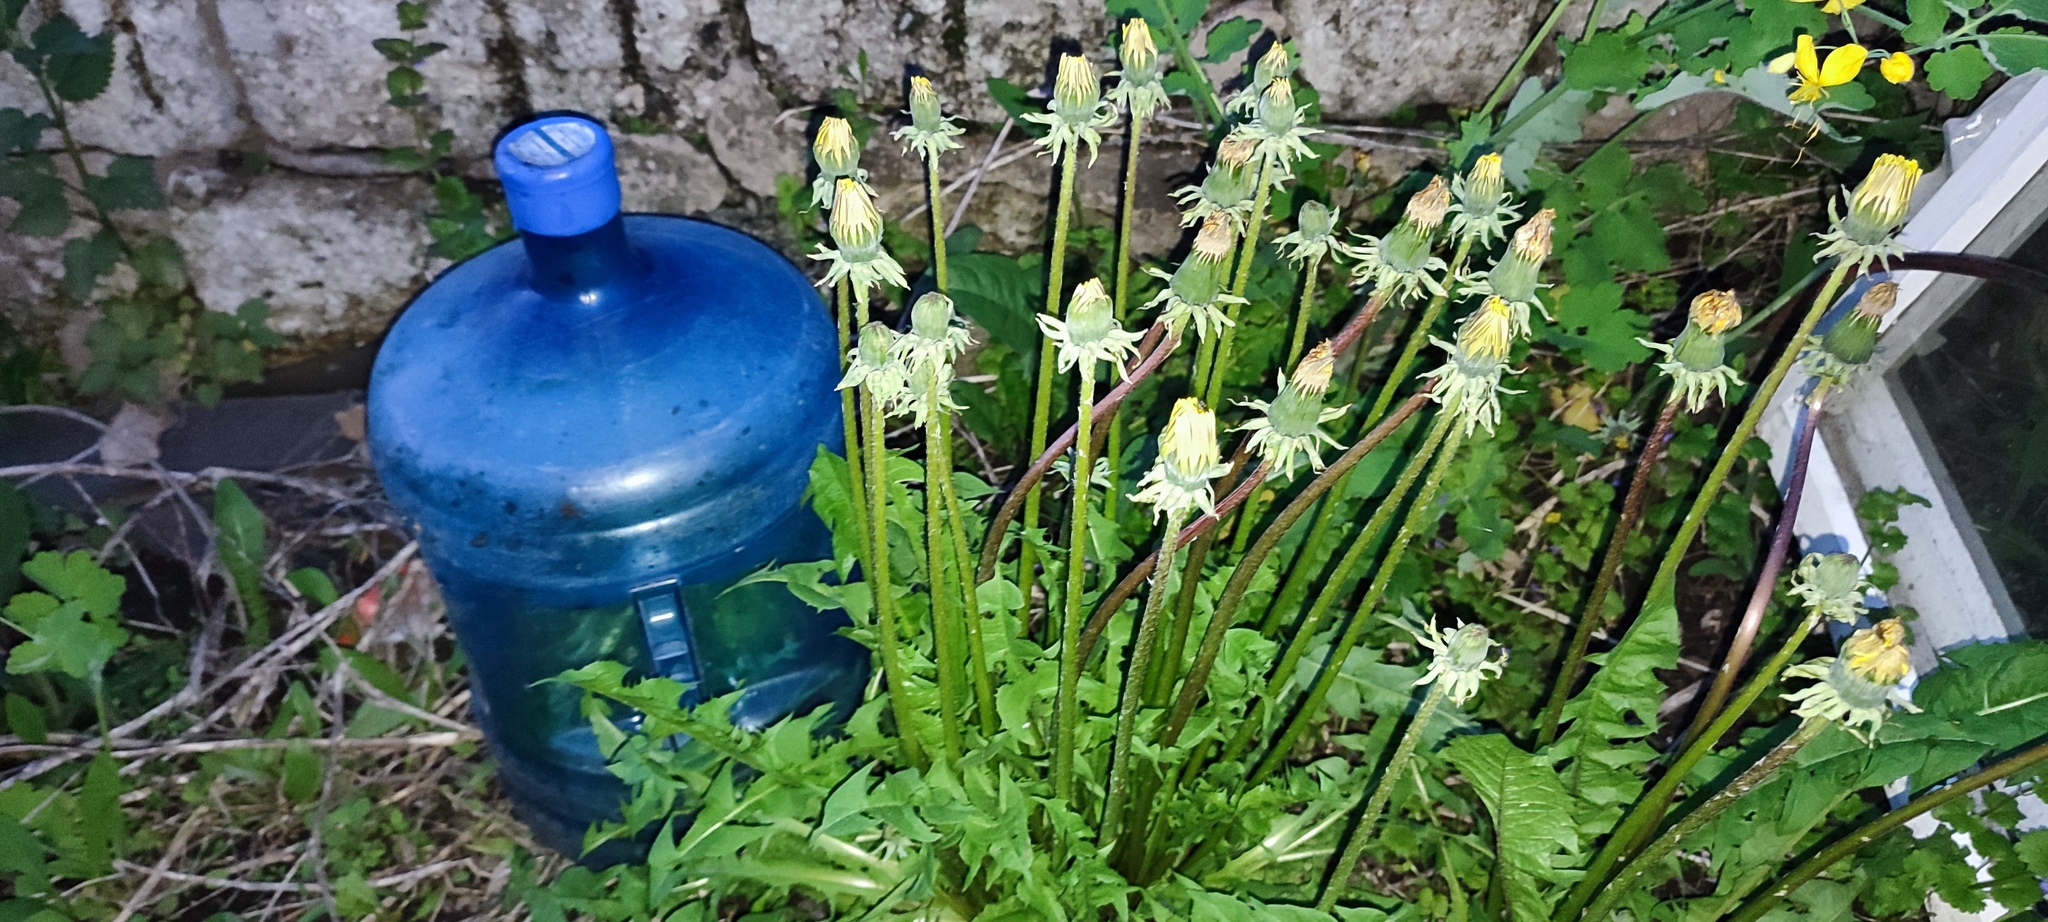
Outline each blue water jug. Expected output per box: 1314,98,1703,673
367,114,867,860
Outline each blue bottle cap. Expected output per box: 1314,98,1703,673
494,115,622,237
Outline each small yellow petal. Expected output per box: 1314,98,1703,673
1819,44,1866,86
1821,0,1865,11
1768,51,1797,75
1795,34,1820,81
1880,52,1915,84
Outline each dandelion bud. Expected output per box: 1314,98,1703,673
1510,208,1556,264
1821,281,1900,368
828,178,884,254
1218,135,1257,169
813,117,860,178
909,76,944,132
1843,619,1912,687
1067,278,1115,339
911,291,956,342
1690,289,1743,335
1292,342,1336,397
1446,624,1495,673
857,322,894,368
1843,154,1922,243
1298,200,1336,240
1160,397,1220,483
1813,553,1863,599
1459,297,1516,362
1120,19,1159,79
1053,53,1102,115
1464,154,1505,208
1257,77,1298,133
1193,213,1237,262
1855,280,1899,320
1880,52,1915,85
1254,42,1294,89
1405,176,1450,235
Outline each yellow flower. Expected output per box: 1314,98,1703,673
1689,289,1743,335
1120,18,1157,75
1793,0,1865,12
829,178,883,251
1160,397,1221,482
1849,154,1922,232
1842,619,1912,687
1054,53,1101,112
1787,34,1867,104
1459,297,1516,362
813,117,858,176
1880,52,1915,85
1466,153,1504,206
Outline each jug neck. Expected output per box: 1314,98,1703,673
521,216,649,301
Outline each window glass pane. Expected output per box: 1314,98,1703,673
1893,226,2048,632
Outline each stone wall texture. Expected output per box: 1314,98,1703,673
0,0,1646,357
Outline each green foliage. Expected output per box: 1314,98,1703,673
212,478,271,643
373,0,510,261
1926,45,1995,99
3,551,127,685
1,6,279,405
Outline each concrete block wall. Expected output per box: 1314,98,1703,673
0,0,1577,355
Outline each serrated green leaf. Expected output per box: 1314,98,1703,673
1543,280,1652,372
1563,31,1652,91
3,173,68,237
61,228,120,300
30,16,113,103
1444,734,1581,922
83,155,162,212
76,751,123,871
945,253,1043,360
0,109,50,154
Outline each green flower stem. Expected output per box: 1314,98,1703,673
1678,384,1830,752
839,282,875,580
1628,262,1848,655
1054,375,1098,803
1226,484,1269,557
924,377,965,763
1286,253,1323,370
938,420,998,736
1145,526,1218,707
1264,247,1459,638
1104,504,1189,843
1584,717,1828,922
1556,606,1824,922
1130,392,1435,749
1726,736,2048,922
1020,151,1083,636
926,155,950,293
1477,0,1580,119
1139,0,1224,124
1366,237,1473,424
1108,115,1145,523
1223,417,1450,765
1536,392,1682,746
862,385,926,770
1251,416,1466,785
1315,681,1450,913
1204,163,1275,408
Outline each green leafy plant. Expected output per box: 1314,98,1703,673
372,0,509,261
0,5,279,405
511,2,2048,920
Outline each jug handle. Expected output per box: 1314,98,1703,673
631,580,702,700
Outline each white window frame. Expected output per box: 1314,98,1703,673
1761,75,2048,670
